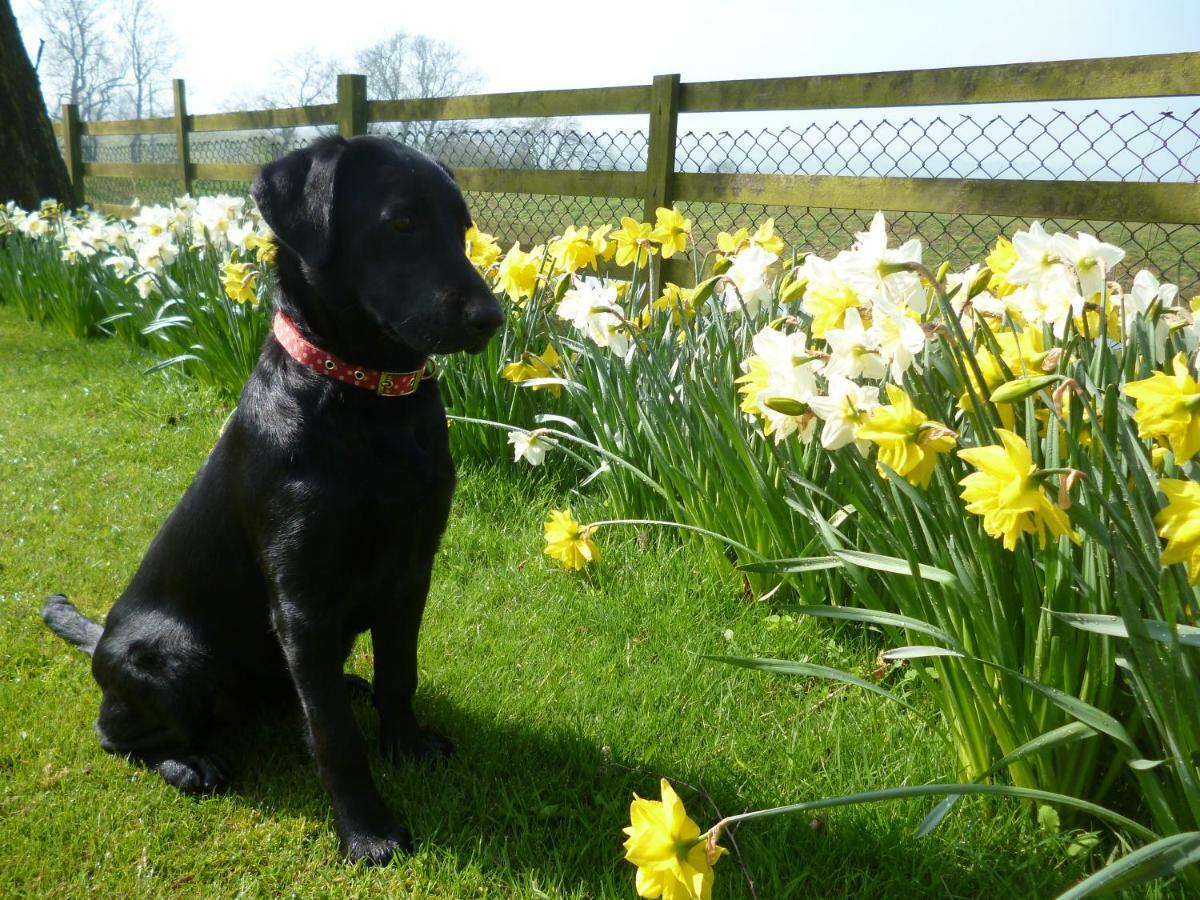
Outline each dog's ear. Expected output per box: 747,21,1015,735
251,136,349,268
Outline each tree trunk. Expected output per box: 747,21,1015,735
0,0,76,208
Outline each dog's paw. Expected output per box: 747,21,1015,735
154,754,227,795
342,826,413,866
381,727,455,766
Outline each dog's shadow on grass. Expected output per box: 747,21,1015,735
213,688,1075,898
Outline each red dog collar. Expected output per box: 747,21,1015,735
272,312,433,397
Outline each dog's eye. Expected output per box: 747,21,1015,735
391,216,415,233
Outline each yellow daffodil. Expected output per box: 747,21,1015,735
649,207,691,259
220,261,258,304
549,225,599,274
1156,478,1200,583
500,343,563,396
543,508,598,571
958,429,1080,550
735,356,770,417
591,223,616,262
856,384,957,488
1123,353,1200,461
803,280,860,339
622,778,724,900
248,232,277,266
986,237,1019,297
496,243,543,303
750,218,784,256
640,282,697,329
613,217,656,267
465,225,501,271
716,227,749,256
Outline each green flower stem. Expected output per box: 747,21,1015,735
695,782,1159,851
446,414,670,500
585,519,767,561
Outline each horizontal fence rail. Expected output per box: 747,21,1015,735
51,53,1200,288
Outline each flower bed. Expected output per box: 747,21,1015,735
3,196,1199,897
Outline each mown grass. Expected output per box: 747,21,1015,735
0,302,1138,898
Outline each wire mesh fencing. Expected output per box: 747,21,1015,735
73,104,1200,292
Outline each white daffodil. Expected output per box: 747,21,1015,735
135,234,178,273
807,375,880,452
508,430,550,466
1006,221,1060,288
1127,269,1179,318
133,272,158,299
747,326,820,444
556,277,629,357
823,307,886,380
870,297,927,380
835,211,923,308
720,244,778,317
103,255,136,279
1048,231,1124,299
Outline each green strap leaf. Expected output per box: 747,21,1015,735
916,722,1098,838
1049,610,1200,648
833,549,959,586
705,655,915,711
1055,831,1200,900
737,557,841,574
784,604,961,649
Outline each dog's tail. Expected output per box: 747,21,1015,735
41,594,103,657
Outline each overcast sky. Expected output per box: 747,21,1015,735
12,0,1200,115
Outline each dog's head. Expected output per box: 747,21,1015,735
252,135,503,357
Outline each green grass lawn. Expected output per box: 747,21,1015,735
0,302,1138,898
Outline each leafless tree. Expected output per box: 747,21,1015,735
224,48,343,111
114,0,177,119
354,31,482,144
33,0,124,120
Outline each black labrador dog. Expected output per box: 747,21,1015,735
41,134,503,865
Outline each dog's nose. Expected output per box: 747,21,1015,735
463,301,504,336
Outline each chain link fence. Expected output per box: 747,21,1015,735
74,105,1200,292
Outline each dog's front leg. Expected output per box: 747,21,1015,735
273,607,409,865
373,564,454,764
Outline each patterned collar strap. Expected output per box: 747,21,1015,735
272,312,432,397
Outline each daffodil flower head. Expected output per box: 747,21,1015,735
623,778,724,900
855,384,956,488
1123,353,1200,461
1156,478,1200,584
543,508,598,571
496,243,542,303
613,217,656,268
220,261,258,304
649,207,691,259
549,225,599,274
465,225,502,271
958,429,1080,550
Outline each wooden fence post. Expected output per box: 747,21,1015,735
172,79,192,196
60,103,84,206
644,73,680,221
645,74,682,288
338,74,368,138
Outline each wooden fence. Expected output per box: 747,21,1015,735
53,52,1200,255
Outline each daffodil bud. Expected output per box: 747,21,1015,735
990,374,1061,404
761,396,808,416
711,255,732,275
690,275,722,306
781,275,808,303
968,267,993,300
